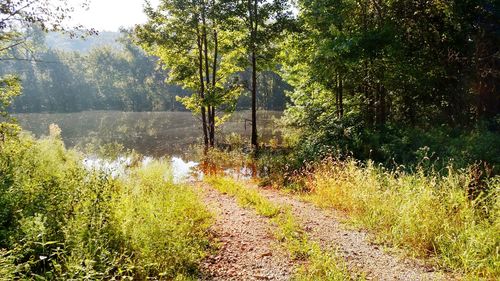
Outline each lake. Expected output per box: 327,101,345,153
14,110,283,157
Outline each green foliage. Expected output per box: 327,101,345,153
114,161,213,278
0,133,122,279
136,0,246,147
2,27,290,114
0,134,213,279
0,75,21,117
304,159,499,279
280,0,499,168
0,75,21,138
284,0,499,126
205,177,280,217
0,28,187,113
274,114,500,177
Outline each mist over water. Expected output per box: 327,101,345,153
14,110,282,158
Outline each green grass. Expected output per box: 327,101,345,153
205,177,280,218
205,176,357,280
301,159,499,279
114,160,213,279
0,134,213,279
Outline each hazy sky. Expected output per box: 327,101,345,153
67,0,159,31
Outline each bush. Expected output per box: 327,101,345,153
0,134,213,279
114,161,212,278
0,133,124,279
285,114,500,172
305,158,499,279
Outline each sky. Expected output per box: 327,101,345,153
66,0,159,32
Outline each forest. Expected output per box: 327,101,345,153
1,28,288,113
0,0,499,280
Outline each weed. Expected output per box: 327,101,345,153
303,158,499,279
0,134,213,279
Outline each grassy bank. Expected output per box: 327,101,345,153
202,143,498,279
205,176,356,280
0,134,212,279
298,158,499,279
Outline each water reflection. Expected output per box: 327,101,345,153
15,110,282,157
82,155,201,183
82,155,257,184
171,157,199,183
198,160,257,180
83,156,133,178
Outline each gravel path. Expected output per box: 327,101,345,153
253,185,456,281
196,183,295,281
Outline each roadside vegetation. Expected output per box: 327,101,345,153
0,133,212,280
298,158,499,279
201,142,499,280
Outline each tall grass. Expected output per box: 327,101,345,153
114,161,213,278
303,158,499,279
205,177,280,217
0,134,213,279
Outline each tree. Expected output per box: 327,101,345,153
281,0,499,162
136,0,245,150
0,0,92,138
229,0,291,150
0,75,21,140
0,0,95,58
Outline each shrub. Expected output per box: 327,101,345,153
284,115,500,172
0,134,213,279
114,161,213,278
306,158,499,278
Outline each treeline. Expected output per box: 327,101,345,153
0,28,187,112
1,28,289,113
135,0,498,155
281,0,499,165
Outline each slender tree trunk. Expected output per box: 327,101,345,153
376,84,386,125
361,1,374,127
338,73,344,118
210,30,218,148
251,50,257,149
212,30,218,88
250,0,258,150
196,26,209,149
335,85,339,117
201,3,215,147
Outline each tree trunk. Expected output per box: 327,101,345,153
366,87,375,127
201,3,215,147
338,73,344,118
376,84,386,125
209,30,218,148
250,0,258,150
474,29,499,119
334,76,339,117
196,26,209,149
251,50,258,149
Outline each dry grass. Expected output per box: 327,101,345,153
302,158,499,279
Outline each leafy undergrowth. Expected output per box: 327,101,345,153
205,176,358,280
0,134,212,280
114,161,213,279
300,158,499,280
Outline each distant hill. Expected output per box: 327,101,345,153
45,31,122,52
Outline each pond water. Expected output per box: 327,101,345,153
82,155,196,183
14,110,283,158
